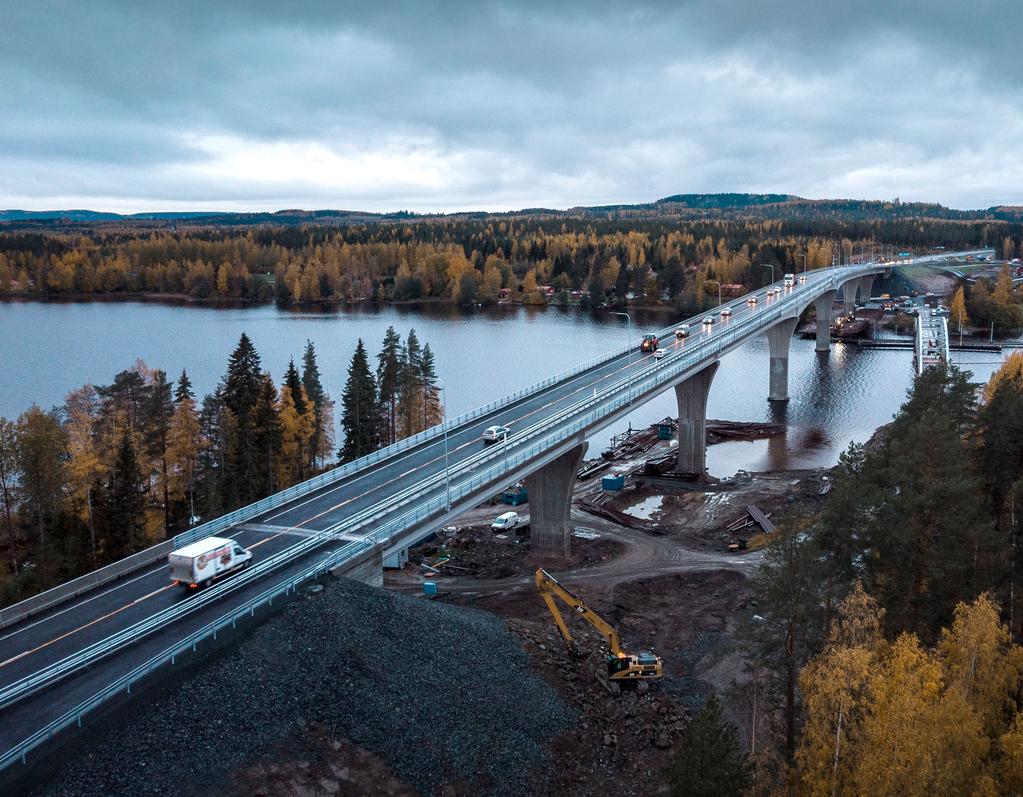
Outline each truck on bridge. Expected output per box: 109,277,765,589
640,333,659,352
169,537,252,589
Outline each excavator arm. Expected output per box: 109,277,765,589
535,568,623,656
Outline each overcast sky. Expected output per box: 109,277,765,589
2,1,1021,212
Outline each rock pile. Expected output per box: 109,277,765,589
39,577,574,797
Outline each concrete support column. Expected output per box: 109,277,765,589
858,276,874,303
814,290,837,352
674,361,720,475
766,317,800,402
524,442,587,562
841,280,858,315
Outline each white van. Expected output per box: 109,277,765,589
491,511,520,531
783,273,795,287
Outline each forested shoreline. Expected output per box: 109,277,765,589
0,327,442,605
1,216,1019,317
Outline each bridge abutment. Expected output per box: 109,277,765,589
524,442,587,562
767,317,800,402
814,290,837,352
674,361,719,475
858,276,874,303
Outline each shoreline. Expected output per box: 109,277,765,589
0,291,673,314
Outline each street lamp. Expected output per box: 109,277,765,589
436,377,450,510
797,253,807,275
613,311,632,361
762,265,775,285
704,280,722,307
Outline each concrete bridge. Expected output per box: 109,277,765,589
0,249,993,776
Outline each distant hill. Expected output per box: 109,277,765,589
1,193,1018,228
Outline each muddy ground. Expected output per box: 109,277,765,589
378,463,826,795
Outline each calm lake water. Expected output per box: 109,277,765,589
0,299,1009,477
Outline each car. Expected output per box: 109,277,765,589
675,324,690,339
798,274,807,284
653,348,666,360
721,307,732,318
747,295,758,305
491,511,520,531
702,316,715,326
482,425,510,444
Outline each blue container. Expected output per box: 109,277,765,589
657,422,673,440
423,581,438,596
502,485,528,505
602,474,625,491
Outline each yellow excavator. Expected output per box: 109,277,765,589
535,568,663,696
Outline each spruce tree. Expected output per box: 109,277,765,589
174,369,194,404
399,329,424,438
419,343,443,429
283,358,307,416
105,431,147,559
665,695,751,797
251,375,282,497
376,326,403,446
144,369,174,535
222,334,264,508
339,339,379,463
223,333,263,417
301,340,332,466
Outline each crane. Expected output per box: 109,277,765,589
534,568,663,695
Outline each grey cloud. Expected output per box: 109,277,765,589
1,1,1020,210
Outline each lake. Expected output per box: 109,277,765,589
0,298,1008,477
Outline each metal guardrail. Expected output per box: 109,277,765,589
0,250,991,770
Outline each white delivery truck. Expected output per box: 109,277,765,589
169,536,252,589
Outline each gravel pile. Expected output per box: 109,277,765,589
39,577,574,797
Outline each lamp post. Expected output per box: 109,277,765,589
763,265,775,285
436,377,450,510
704,280,722,307
798,253,807,275
613,311,632,361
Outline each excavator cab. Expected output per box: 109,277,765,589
535,568,663,695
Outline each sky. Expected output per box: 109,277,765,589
2,0,1021,213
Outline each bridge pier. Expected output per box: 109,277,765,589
858,276,875,303
674,361,719,475
767,317,800,402
841,280,858,315
524,442,587,562
814,290,837,352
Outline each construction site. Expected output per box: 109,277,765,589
20,415,838,797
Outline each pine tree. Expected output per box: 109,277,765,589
339,339,379,463
376,326,403,446
223,333,263,417
665,695,751,797
15,406,67,548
